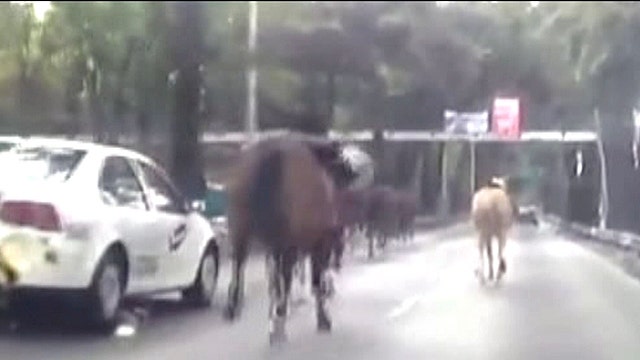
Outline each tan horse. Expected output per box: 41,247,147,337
471,177,516,283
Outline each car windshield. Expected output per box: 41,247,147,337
6,146,86,182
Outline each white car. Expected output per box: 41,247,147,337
0,137,220,327
0,136,23,165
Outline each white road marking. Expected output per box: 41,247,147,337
387,295,422,319
114,324,137,338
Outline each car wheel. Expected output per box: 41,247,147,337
87,250,125,329
182,244,218,307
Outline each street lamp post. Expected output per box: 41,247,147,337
246,1,259,144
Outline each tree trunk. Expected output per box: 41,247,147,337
168,2,207,201
87,65,107,144
17,15,32,115
372,129,385,184
599,107,640,232
112,40,137,145
326,72,336,126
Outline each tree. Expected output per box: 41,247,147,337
0,2,53,129
167,2,207,201
41,2,146,141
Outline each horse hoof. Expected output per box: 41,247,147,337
498,260,507,274
317,317,332,332
291,297,308,308
269,317,287,344
333,261,342,272
319,272,336,298
224,305,238,321
269,330,287,345
474,269,486,285
474,268,482,279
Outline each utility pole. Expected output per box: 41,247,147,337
246,1,258,143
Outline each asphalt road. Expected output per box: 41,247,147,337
2,223,640,360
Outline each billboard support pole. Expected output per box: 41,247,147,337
470,139,476,195
594,108,608,230
439,142,449,217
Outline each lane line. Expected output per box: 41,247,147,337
387,295,422,319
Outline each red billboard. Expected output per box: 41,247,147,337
491,97,521,139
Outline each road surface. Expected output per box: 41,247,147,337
2,224,640,360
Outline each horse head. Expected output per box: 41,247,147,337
487,176,508,191
486,175,520,217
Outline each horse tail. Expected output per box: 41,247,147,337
490,190,514,232
248,147,285,240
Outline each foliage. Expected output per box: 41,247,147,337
0,1,639,135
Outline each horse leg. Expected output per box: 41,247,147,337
475,234,488,282
497,232,507,280
269,249,295,344
265,253,273,283
402,221,409,243
332,227,345,271
312,242,333,332
267,252,279,319
347,226,358,254
297,256,310,303
288,256,303,304
367,229,375,259
225,234,249,320
377,227,387,249
486,237,494,281
298,256,306,288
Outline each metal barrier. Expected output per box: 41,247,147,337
543,214,640,253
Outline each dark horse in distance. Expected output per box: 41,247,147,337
223,132,357,343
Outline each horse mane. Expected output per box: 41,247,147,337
241,132,357,190
276,132,358,189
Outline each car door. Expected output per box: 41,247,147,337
135,160,197,288
98,156,166,293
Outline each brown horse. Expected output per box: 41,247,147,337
471,176,515,283
287,177,370,299
364,185,408,257
396,190,419,243
331,187,371,267
224,132,356,343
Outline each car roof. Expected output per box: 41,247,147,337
18,137,154,164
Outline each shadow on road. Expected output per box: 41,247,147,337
0,223,475,343
0,296,220,340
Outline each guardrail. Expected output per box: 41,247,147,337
30,129,600,145
543,214,640,253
